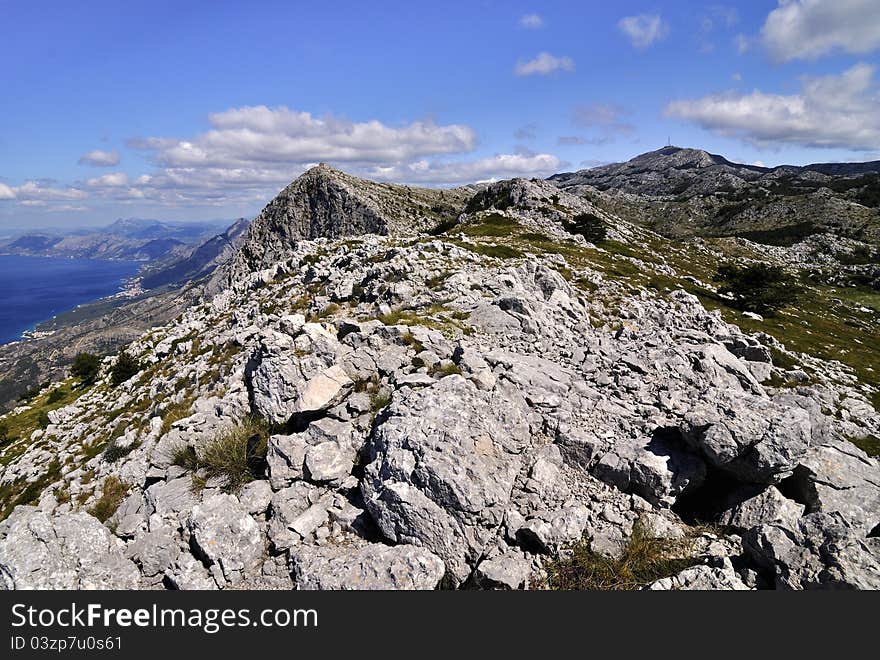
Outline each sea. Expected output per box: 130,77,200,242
0,255,143,345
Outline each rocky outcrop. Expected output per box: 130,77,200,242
0,507,139,589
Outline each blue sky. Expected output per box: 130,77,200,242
2,0,880,228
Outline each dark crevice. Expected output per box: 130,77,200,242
671,467,745,525
285,408,327,434
776,466,820,513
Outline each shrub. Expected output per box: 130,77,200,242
171,444,200,471
428,217,459,235
37,411,51,429
70,352,101,385
429,362,462,378
0,422,9,445
543,520,696,590
369,390,392,412
109,349,142,387
564,213,607,243
46,387,66,404
177,418,269,493
103,438,140,463
88,476,128,523
714,262,801,315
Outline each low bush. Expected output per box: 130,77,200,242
70,352,101,385
109,349,142,387
714,262,801,315
563,212,607,244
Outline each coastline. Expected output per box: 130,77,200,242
0,256,146,347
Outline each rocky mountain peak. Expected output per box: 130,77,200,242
211,167,472,291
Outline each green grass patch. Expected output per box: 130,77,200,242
88,476,128,523
543,520,698,590
174,418,270,493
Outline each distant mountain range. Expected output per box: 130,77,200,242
552,146,880,245
0,218,232,262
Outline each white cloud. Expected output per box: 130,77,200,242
368,153,564,186
2,181,88,202
514,52,575,77
735,33,750,54
618,14,669,49
77,149,120,167
519,13,544,29
130,106,476,168
761,0,880,61
13,106,568,211
87,172,129,187
666,63,880,150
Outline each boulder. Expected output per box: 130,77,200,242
292,542,445,590
362,375,532,584
680,395,812,483
186,493,263,586
719,486,804,532
743,512,880,590
0,507,140,589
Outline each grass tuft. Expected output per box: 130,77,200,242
88,476,128,523
174,418,269,493
543,520,697,590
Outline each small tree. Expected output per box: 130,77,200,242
70,352,101,385
714,262,801,315
565,213,607,244
109,349,141,387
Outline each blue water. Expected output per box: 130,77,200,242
0,255,142,345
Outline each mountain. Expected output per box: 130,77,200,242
0,218,231,262
140,218,251,290
552,146,880,245
0,157,878,591
213,163,473,290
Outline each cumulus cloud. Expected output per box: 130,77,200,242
129,106,476,168
514,52,575,77
519,13,544,29
618,14,669,49
87,172,129,187
666,63,880,150
14,106,568,211
761,0,880,61
368,153,565,185
77,149,120,167
0,181,88,203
